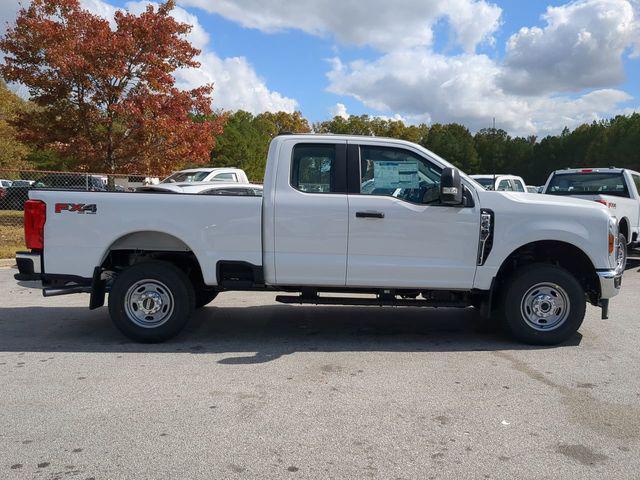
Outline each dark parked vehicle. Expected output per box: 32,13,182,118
0,174,106,210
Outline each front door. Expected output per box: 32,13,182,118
346,142,480,289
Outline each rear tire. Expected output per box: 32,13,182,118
502,264,586,345
108,261,195,343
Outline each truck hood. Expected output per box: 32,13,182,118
480,191,609,212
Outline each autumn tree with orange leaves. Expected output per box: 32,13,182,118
0,0,223,175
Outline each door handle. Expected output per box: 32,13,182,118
356,211,385,219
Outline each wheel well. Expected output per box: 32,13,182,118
101,231,206,290
102,250,207,292
619,217,629,241
106,231,191,253
494,241,600,306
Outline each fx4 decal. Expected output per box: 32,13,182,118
55,203,97,214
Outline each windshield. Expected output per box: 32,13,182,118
162,171,211,183
546,172,629,198
473,178,495,190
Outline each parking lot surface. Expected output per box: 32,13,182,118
1,258,640,480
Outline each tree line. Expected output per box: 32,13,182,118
205,110,640,185
1,0,638,185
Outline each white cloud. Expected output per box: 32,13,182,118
329,102,349,119
500,0,640,95
327,48,633,136
325,0,640,136
107,1,297,111
176,52,297,113
177,0,502,53
0,0,296,113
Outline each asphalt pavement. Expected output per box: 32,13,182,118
1,257,640,479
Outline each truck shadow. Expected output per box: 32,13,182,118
0,304,581,363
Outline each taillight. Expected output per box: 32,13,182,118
594,199,608,206
24,199,46,250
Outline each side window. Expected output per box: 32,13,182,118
497,180,513,191
632,175,640,196
291,144,339,193
359,146,442,204
513,180,525,192
213,172,237,181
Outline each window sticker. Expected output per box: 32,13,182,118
373,160,419,189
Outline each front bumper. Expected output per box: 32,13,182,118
597,268,623,300
15,251,42,281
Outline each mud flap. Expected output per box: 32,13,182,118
89,266,106,310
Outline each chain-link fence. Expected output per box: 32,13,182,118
0,169,158,258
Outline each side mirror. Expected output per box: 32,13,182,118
440,167,463,205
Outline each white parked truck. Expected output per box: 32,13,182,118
15,135,625,345
470,174,526,192
543,167,640,248
161,167,249,184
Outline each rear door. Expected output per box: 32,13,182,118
273,140,349,286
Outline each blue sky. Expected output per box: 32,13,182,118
2,0,639,136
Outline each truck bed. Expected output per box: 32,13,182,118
31,190,263,285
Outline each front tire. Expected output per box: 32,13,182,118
617,233,627,271
108,261,195,343
502,264,586,345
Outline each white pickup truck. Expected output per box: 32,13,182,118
15,135,625,345
543,167,640,248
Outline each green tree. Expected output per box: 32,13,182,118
0,80,31,169
211,110,310,181
474,128,510,174
422,123,478,172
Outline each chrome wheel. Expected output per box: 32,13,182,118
124,279,174,328
520,283,570,331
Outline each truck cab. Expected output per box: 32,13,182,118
470,174,527,192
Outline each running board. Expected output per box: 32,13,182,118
275,295,467,308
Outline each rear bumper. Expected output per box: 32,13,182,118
597,268,623,300
14,251,42,281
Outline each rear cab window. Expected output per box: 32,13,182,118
474,178,495,190
497,180,513,191
546,172,630,197
291,144,346,193
162,171,210,183
212,172,237,181
512,179,525,192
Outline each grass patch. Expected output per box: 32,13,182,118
0,211,24,259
